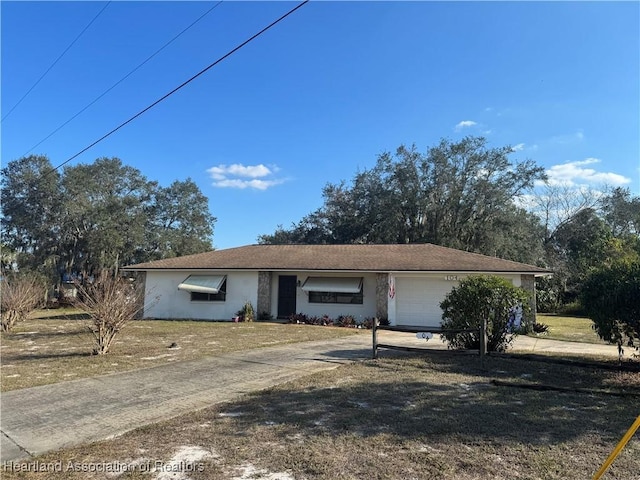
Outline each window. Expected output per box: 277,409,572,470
302,277,364,304
178,275,227,302
308,290,363,304
190,279,226,302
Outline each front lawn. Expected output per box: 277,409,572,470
0,309,361,391
534,314,609,344
3,352,639,479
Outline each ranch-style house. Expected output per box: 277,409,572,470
124,243,550,327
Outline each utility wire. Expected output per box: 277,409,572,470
46,0,309,176
2,1,111,123
20,1,224,158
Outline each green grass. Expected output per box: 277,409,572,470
534,314,609,345
0,308,362,391
2,352,639,480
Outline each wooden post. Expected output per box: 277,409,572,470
479,317,487,368
372,318,378,359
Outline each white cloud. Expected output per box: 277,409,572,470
511,143,525,152
207,163,285,190
454,120,477,131
544,158,631,187
208,163,271,180
213,178,285,190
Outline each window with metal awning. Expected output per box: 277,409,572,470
178,275,227,302
301,277,363,304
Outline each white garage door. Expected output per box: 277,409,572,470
395,277,456,327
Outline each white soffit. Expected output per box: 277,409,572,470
178,275,226,294
301,277,363,293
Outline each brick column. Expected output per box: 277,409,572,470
376,273,388,320
257,271,272,318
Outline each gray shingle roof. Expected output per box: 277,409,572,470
125,244,550,274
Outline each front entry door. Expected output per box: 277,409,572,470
277,275,297,319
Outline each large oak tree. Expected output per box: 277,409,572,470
260,136,546,264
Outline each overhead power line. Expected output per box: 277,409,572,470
21,1,224,158
46,0,309,176
2,1,111,123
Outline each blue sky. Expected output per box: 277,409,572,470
2,1,638,250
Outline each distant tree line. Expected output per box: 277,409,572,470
1,155,215,283
536,187,640,312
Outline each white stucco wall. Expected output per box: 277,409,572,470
144,271,259,320
270,272,378,322
142,269,525,324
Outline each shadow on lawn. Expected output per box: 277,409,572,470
3,351,93,362
37,312,90,321
222,353,639,447
7,329,89,341
418,352,640,392
318,348,372,359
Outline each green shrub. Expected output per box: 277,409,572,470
440,275,531,352
558,301,586,317
581,261,640,350
535,276,563,313
236,301,255,322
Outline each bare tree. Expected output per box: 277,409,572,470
531,182,602,244
74,272,145,355
1,274,44,332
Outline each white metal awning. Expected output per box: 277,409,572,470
178,275,226,294
301,277,363,294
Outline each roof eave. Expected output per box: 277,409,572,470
122,266,551,276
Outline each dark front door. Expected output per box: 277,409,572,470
277,275,297,319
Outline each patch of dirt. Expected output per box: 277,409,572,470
229,463,296,480
153,446,217,480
